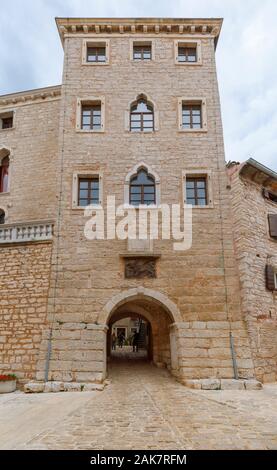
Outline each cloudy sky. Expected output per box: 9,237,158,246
0,0,276,170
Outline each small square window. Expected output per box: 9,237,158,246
175,41,202,66
0,112,14,130
87,46,106,63
178,46,197,63
82,40,110,65
133,44,152,61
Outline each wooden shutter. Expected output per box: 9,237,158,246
265,264,276,291
268,214,277,238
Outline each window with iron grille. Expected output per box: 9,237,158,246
130,169,156,206
186,177,207,206
81,104,101,130
78,178,100,207
182,104,202,129
133,44,152,60
0,112,14,130
87,46,106,63
130,99,154,132
178,46,197,63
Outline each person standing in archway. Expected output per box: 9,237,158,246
111,332,117,351
132,331,139,353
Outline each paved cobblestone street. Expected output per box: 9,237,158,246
1,361,277,450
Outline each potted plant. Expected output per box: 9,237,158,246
0,374,17,393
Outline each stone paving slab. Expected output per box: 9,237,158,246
1,361,277,450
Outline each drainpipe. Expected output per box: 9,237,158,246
230,332,238,380
44,329,53,382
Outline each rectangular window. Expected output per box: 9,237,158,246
81,104,101,131
182,104,202,129
0,112,14,130
186,177,207,206
78,177,100,207
87,46,106,63
263,188,277,204
178,46,197,63
268,214,277,238
133,44,152,61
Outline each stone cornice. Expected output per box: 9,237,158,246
239,158,277,192
0,85,61,108
56,17,223,49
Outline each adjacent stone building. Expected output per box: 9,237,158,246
0,17,276,390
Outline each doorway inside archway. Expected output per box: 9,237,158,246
106,297,176,373
108,314,152,362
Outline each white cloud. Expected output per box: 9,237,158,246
0,0,276,169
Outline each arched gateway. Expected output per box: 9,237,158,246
98,288,182,379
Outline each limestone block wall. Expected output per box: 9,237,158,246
229,168,277,382
38,30,255,382
0,93,60,223
0,242,52,384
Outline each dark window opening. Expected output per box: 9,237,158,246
263,188,277,204
78,177,100,207
0,156,9,193
0,209,5,225
1,112,13,130
186,177,207,206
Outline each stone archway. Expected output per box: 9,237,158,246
98,288,182,378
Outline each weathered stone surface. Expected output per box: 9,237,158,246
63,383,82,392
44,382,64,393
1,16,274,388
221,379,245,390
201,379,221,390
244,380,263,390
24,382,45,393
83,383,105,392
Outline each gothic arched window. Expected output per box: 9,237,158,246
130,169,156,206
0,209,5,225
0,155,9,193
130,99,154,132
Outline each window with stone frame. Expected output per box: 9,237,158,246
129,169,156,206
78,177,100,207
0,155,9,193
0,111,14,130
268,214,277,239
87,44,106,63
133,43,152,61
81,103,102,131
265,264,277,291
0,209,5,225
182,103,202,129
186,177,207,206
178,45,197,63
130,98,154,132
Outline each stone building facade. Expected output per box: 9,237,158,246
0,17,276,390
228,159,277,383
